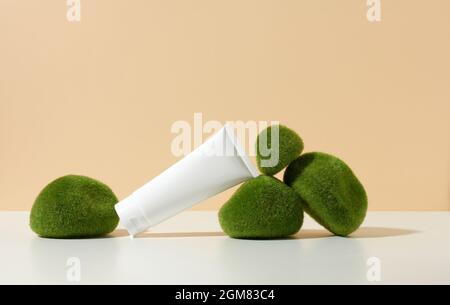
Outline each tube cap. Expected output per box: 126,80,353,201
115,195,150,236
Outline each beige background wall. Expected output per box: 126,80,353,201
1,1,449,211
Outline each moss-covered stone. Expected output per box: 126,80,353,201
30,175,119,238
219,175,304,239
284,152,367,236
256,125,304,176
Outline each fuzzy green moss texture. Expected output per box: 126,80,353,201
256,125,304,176
219,175,304,239
30,175,119,238
284,152,367,236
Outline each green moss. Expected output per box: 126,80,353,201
219,175,304,239
256,125,304,176
284,152,367,236
30,175,119,239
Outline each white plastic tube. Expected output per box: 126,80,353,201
115,123,259,236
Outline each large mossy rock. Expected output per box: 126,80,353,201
30,175,119,238
219,175,304,239
284,152,367,236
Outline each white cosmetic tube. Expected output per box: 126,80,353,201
115,123,259,236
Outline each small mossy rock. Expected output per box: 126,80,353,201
30,175,119,238
284,152,367,236
219,175,304,239
256,125,304,176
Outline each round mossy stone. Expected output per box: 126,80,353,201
256,125,304,176
219,175,304,239
30,175,119,239
284,152,367,236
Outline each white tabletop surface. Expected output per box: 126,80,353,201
0,211,449,285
